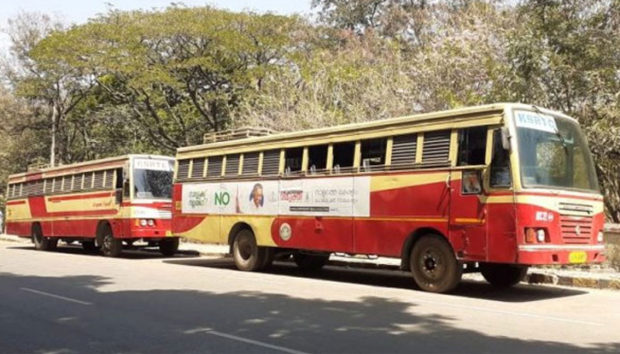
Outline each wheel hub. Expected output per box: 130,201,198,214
421,250,442,278
238,237,253,260
424,255,437,271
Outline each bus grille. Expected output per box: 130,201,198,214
558,202,594,244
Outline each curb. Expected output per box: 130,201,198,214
0,234,28,243
525,272,620,290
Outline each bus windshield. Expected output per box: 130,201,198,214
514,110,599,192
132,159,174,200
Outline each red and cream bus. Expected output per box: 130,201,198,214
5,155,179,257
172,104,605,292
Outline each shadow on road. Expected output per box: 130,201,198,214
6,244,200,259
0,271,616,354
164,258,589,303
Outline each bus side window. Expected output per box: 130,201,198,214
115,168,123,189
207,156,223,178
308,145,328,174
261,150,280,176
361,138,387,172
84,172,93,190
284,147,303,175
242,152,260,175
332,141,355,173
93,171,105,189
225,154,240,176
490,129,512,188
457,126,487,166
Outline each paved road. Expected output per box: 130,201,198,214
0,241,619,354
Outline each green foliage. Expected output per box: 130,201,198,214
48,6,307,151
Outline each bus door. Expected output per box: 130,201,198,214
449,167,487,260
448,126,491,260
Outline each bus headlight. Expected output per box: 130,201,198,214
536,229,546,242
597,231,604,243
147,219,155,227
140,219,148,227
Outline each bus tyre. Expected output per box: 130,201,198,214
293,252,330,271
410,235,462,293
159,238,179,257
32,224,56,251
480,263,528,288
82,240,99,253
232,229,267,272
100,226,122,257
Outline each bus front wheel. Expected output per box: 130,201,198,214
100,226,122,257
410,235,462,293
480,263,528,288
232,229,267,272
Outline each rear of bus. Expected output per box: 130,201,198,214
504,106,605,266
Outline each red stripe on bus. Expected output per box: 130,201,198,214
25,173,43,182
46,209,119,217
121,202,172,208
171,216,206,234
48,192,115,202
6,200,26,206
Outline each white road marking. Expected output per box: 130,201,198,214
206,330,310,354
20,287,92,306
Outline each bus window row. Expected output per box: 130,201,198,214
177,126,492,180
6,169,119,199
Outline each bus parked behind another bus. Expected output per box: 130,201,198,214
172,103,605,293
5,155,179,257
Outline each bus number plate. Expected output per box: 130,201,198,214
569,251,587,264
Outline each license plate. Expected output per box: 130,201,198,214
569,251,587,264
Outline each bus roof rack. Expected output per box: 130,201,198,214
203,127,275,144
27,158,50,172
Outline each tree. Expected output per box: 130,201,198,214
2,12,92,167
234,27,416,130
506,0,620,221
0,87,48,211
46,6,307,152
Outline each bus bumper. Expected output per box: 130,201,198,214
516,244,605,265
126,219,172,239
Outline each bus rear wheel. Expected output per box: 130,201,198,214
159,238,179,257
232,229,267,272
293,252,330,271
480,263,528,288
410,235,462,293
100,226,122,257
32,224,57,251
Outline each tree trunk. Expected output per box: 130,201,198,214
50,103,58,167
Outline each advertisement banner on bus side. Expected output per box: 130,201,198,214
181,176,370,217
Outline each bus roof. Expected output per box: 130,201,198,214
177,103,521,157
177,103,553,157
8,154,173,182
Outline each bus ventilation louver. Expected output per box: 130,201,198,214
559,202,594,244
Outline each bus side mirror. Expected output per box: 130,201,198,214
501,127,511,151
